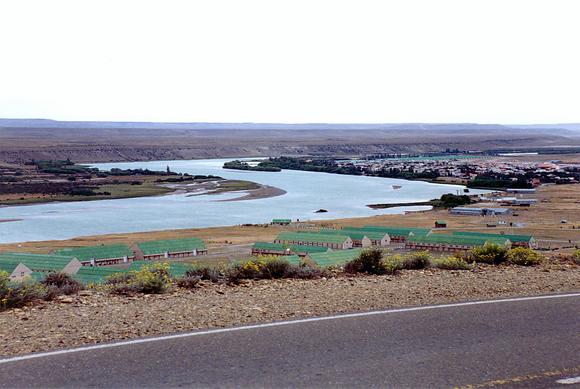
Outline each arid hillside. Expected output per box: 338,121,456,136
1,120,579,162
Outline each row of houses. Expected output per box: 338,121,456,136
404,231,536,252
450,207,512,216
0,237,208,282
54,237,207,266
255,226,536,257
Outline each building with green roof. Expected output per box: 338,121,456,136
405,233,511,252
0,261,33,282
56,244,135,266
359,226,431,242
251,242,329,257
0,253,82,275
136,237,207,260
274,232,353,250
452,231,536,248
324,228,391,247
271,219,292,225
307,248,362,267
317,229,372,248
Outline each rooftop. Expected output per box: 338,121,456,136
407,233,510,246
0,253,78,272
56,244,133,261
137,238,206,256
308,248,362,267
276,232,351,245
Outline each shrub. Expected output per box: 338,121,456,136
185,266,222,283
469,243,508,264
41,272,83,300
284,264,329,279
382,255,404,274
109,263,172,295
345,248,388,275
0,272,45,311
176,275,201,289
225,257,326,283
105,272,133,285
433,256,473,270
259,258,291,279
573,249,580,265
401,251,431,269
506,247,543,266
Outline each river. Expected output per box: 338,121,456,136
0,158,487,243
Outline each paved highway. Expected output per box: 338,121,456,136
0,294,578,388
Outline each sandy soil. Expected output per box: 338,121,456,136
0,262,577,357
219,184,286,201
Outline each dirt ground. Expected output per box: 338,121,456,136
0,262,577,358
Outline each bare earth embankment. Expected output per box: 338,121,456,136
0,263,578,358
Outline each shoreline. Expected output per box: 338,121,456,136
218,184,287,202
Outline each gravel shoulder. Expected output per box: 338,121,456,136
1,263,578,358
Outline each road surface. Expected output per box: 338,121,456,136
0,294,578,388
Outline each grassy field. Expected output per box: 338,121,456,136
1,183,578,259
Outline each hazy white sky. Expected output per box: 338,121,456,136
0,0,578,123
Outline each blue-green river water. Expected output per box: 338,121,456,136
0,159,487,243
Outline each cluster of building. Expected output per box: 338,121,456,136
336,155,580,185
252,224,536,266
0,237,207,283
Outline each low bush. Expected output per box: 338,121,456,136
401,251,431,269
345,248,387,275
433,256,473,270
41,272,84,300
469,243,508,264
176,275,201,289
0,272,45,311
185,266,222,283
109,263,172,295
284,264,329,279
573,249,580,265
225,257,327,284
506,247,543,266
259,257,291,279
382,255,404,274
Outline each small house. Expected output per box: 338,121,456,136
0,262,33,282
434,220,447,229
271,219,292,225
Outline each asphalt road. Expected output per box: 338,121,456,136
0,294,579,388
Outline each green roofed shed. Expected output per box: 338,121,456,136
0,253,81,274
452,231,535,247
56,244,134,262
252,242,328,255
360,226,431,236
308,249,362,267
276,232,350,243
137,238,207,258
407,233,511,247
272,219,292,225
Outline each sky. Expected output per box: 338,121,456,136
0,0,579,124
